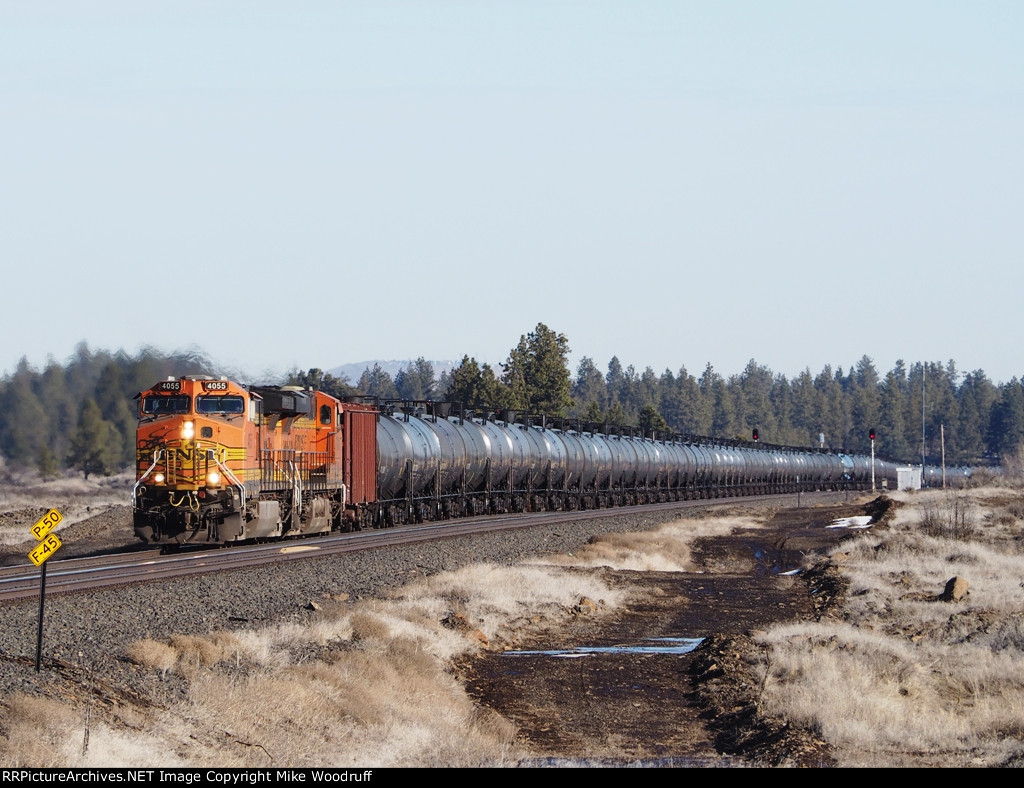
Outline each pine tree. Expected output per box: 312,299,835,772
446,356,485,406
356,364,399,399
989,379,1024,460
582,400,604,424
502,324,572,416
501,336,530,411
879,369,911,460
288,367,357,399
395,358,436,400
94,361,137,466
0,359,48,465
38,361,76,466
710,376,737,438
957,370,998,462
850,356,881,454
639,404,668,435
572,356,607,416
660,366,709,435
67,399,120,478
789,368,819,444
738,359,777,441
37,445,59,479
606,357,626,410
606,401,628,426
813,365,844,450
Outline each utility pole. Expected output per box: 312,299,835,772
941,423,946,488
921,364,926,470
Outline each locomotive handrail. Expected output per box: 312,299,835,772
132,449,164,510
212,454,246,515
289,460,303,519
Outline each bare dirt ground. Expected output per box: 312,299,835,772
454,496,890,766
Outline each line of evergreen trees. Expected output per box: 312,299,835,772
0,343,216,478
2,328,1019,477
291,324,1014,467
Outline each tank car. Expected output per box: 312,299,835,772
319,400,890,524
922,464,972,487
133,375,922,548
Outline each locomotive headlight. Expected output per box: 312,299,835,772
154,473,165,484
207,471,221,486
182,421,195,439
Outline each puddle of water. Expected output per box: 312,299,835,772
752,545,800,577
503,637,704,658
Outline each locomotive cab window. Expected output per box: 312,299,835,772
320,405,333,425
142,395,191,415
196,395,245,415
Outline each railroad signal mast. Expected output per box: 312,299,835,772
869,428,876,491
752,428,759,442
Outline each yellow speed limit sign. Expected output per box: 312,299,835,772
31,509,63,541
28,533,62,567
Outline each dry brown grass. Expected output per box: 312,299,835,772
0,695,78,767
753,486,1024,767
533,514,762,571
125,638,178,676
997,444,1024,481
0,561,628,767
173,635,520,767
919,489,977,540
136,563,621,766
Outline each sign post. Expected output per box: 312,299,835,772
28,509,63,672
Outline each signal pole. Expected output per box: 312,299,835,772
922,365,926,470
870,428,876,491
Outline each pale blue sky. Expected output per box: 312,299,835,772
3,2,1022,384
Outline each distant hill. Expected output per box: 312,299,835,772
327,360,458,384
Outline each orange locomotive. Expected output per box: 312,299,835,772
133,376,377,546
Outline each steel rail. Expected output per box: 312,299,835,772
0,491,853,604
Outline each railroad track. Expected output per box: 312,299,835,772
0,491,856,604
